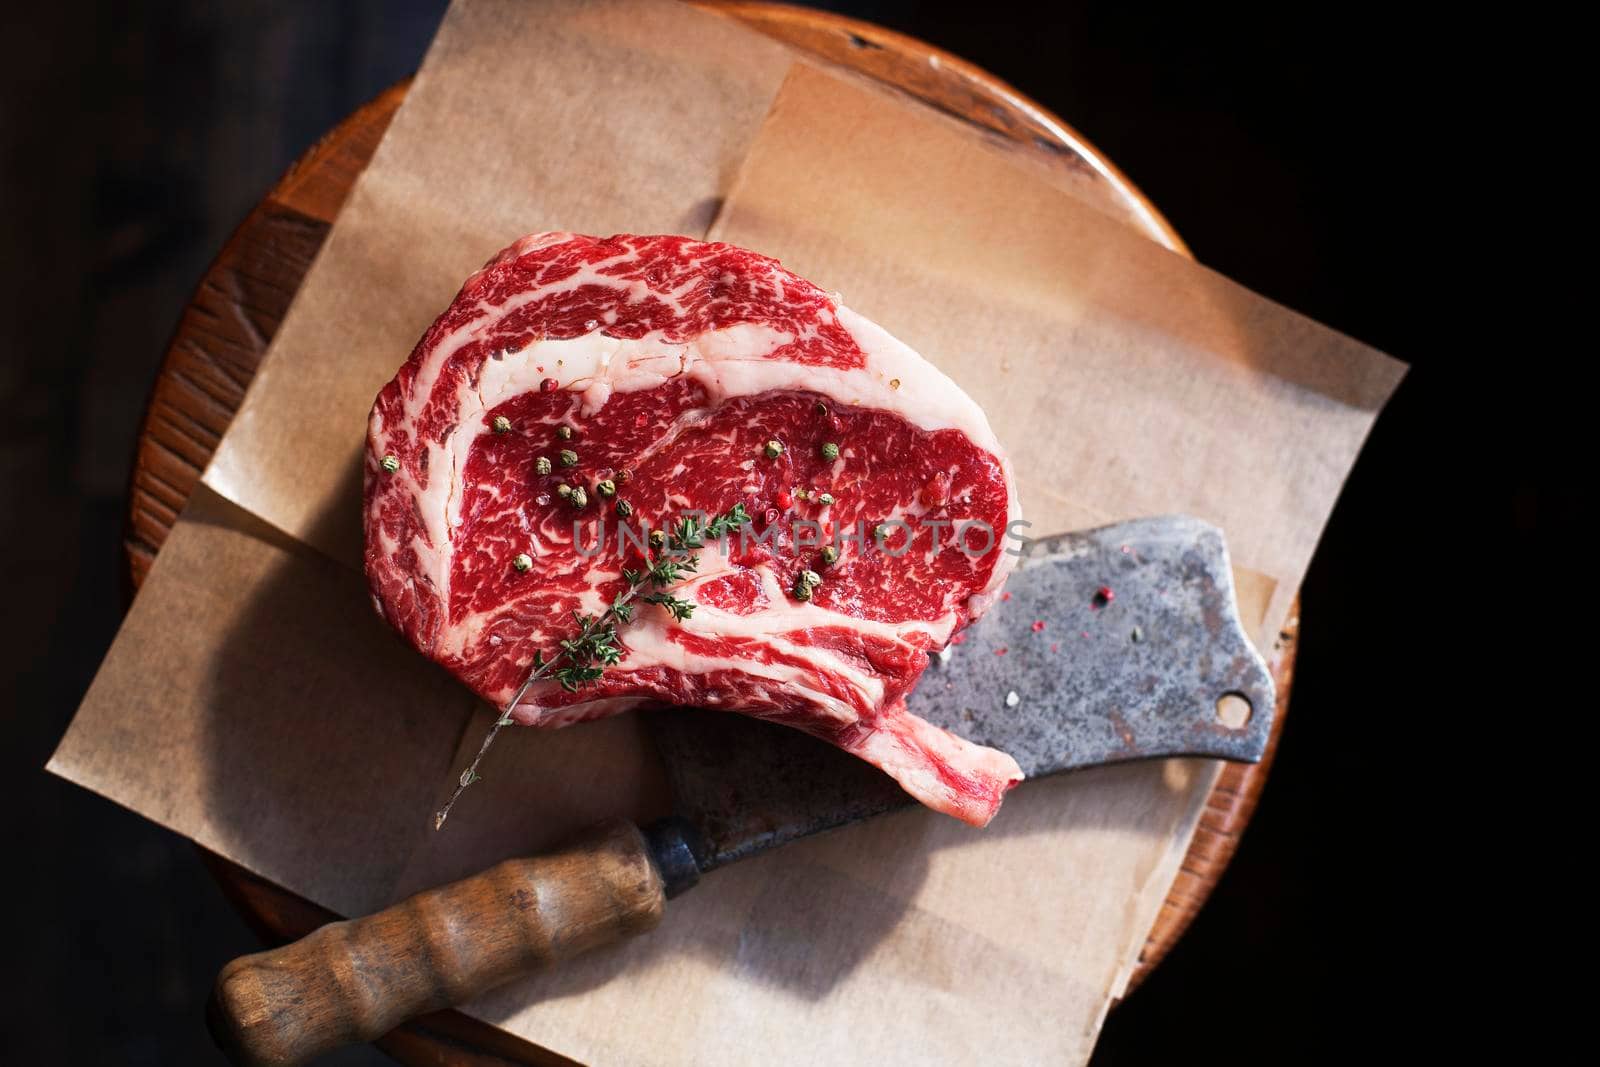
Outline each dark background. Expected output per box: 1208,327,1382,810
1,2,1545,1064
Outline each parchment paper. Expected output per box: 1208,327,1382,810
202,0,793,569
49,3,1406,1064
713,64,1403,649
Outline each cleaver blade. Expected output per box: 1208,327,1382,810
648,515,1276,873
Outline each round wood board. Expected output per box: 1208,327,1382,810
127,3,1296,1062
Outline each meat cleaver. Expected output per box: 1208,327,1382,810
210,515,1274,1067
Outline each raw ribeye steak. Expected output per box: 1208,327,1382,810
365,233,1022,824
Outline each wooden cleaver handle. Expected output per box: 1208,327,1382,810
208,817,667,1066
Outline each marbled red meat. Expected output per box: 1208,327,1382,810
364,233,1022,824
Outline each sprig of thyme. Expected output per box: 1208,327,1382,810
434,503,750,829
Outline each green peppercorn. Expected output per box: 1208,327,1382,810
874,523,889,544
569,486,588,508
492,415,512,434
615,500,634,519
816,492,835,506
556,425,574,440
535,456,552,476
512,553,533,572
820,442,839,461
379,454,400,473
763,439,784,459
556,484,573,498
559,449,579,468
595,479,616,498
649,530,666,549
793,568,823,601
819,546,839,565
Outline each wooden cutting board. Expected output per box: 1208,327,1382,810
125,3,1295,1062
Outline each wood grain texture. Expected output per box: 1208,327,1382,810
211,819,664,1067
125,4,1297,1060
